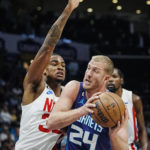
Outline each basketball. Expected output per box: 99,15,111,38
91,92,125,128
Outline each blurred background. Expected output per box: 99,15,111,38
0,0,150,149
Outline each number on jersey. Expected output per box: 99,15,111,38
69,124,98,150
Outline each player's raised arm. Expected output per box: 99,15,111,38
24,0,80,88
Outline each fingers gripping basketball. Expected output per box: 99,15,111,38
91,92,125,128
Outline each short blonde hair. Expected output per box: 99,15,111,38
91,55,114,75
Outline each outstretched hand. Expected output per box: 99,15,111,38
67,0,80,11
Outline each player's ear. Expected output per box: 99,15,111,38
105,75,110,82
121,77,124,85
43,69,47,76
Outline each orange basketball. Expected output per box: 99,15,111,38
91,92,125,128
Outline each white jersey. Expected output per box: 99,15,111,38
15,85,62,150
121,89,138,149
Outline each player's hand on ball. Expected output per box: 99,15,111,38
119,107,129,128
109,107,128,130
92,92,102,97
109,107,129,143
79,95,98,116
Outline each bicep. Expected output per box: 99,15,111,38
52,81,80,112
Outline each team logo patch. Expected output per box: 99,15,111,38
46,91,53,95
78,98,85,105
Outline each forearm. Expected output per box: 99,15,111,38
47,107,83,130
140,129,148,150
109,124,129,150
110,134,129,150
43,4,74,50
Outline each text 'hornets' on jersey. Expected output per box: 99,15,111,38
65,83,111,150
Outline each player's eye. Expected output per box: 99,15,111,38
87,66,90,70
61,62,66,67
113,75,117,78
50,61,58,66
94,69,99,73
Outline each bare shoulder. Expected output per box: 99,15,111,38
61,80,80,94
132,93,143,112
22,77,45,105
65,80,80,88
53,80,80,111
132,93,141,103
60,80,80,101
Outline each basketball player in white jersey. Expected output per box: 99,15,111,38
107,68,148,150
15,0,80,150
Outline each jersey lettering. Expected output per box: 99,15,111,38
69,124,98,150
77,115,103,133
39,113,50,133
38,98,61,134
43,98,54,112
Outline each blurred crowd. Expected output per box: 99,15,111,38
0,52,23,149
0,0,150,55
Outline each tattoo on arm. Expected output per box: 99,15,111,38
43,9,71,49
45,25,60,47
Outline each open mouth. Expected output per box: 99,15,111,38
107,84,115,87
84,79,91,85
56,72,64,77
107,84,115,90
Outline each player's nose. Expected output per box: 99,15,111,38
108,77,114,82
86,70,92,78
57,63,64,70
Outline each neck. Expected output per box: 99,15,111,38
86,87,106,99
115,87,123,97
46,80,62,97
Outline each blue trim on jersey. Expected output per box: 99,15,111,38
66,82,111,150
